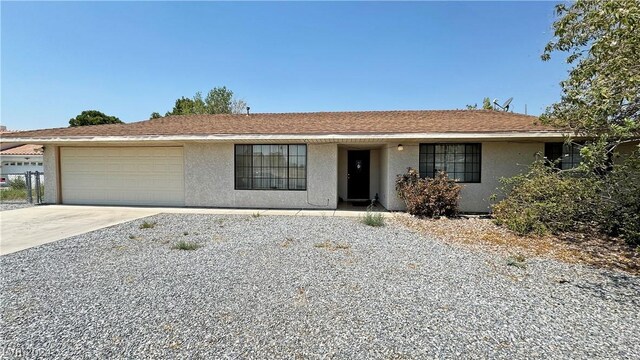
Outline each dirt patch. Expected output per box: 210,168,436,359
392,213,640,275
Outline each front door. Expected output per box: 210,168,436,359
347,150,370,200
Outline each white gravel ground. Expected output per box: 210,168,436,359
1,213,638,359
0,202,33,211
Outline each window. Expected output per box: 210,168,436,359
235,144,307,190
419,143,481,182
545,143,582,170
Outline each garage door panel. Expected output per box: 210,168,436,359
61,147,185,206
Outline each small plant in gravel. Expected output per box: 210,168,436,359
252,212,260,218
362,212,385,227
506,254,527,269
314,240,350,251
173,240,201,251
139,221,156,229
183,231,189,236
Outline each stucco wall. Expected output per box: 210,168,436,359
43,145,59,204
184,143,337,209
380,142,544,213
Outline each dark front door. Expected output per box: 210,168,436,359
347,150,370,200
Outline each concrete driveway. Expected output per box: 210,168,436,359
0,205,160,255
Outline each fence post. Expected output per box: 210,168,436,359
26,171,33,204
34,171,41,204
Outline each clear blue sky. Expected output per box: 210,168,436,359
1,1,569,130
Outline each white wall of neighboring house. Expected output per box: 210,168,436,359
0,155,44,186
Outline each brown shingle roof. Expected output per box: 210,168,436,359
0,144,44,155
0,110,556,139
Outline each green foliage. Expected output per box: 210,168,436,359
0,188,27,201
465,103,478,110
173,240,201,251
362,211,385,227
7,177,26,190
396,169,462,218
482,97,493,110
541,0,640,169
139,221,156,229
493,153,640,245
69,110,123,127
599,152,640,243
149,112,162,119
163,86,246,116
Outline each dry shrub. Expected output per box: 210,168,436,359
396,168,461,217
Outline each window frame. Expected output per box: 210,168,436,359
234,144,308,191
419,143,482,183
544,142,582,170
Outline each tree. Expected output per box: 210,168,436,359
482,97,493,110
541,0,639,171
69,110,123,127
149,112,162,119
161,86,246,116
465,96,493,110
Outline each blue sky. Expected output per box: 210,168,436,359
1,1,568,130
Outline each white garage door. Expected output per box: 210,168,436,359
61,147,184,206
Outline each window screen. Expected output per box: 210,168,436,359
419,143,481,182
235,144,307,190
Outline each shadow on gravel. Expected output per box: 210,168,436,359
574,271,640,306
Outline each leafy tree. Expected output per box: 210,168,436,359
482,97,493,110
465,97,493,110
162,86,246,116
541,0,640,172
149,112,162,119
69,110,123,127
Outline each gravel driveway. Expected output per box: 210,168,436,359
1,214,638,358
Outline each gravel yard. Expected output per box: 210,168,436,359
1,213,639,358
0,202,32,212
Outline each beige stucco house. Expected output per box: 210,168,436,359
0,110,579,212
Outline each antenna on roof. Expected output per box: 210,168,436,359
493,97,513,112
246,106,250,116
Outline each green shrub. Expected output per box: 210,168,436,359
599,152,640,244
139,221,156,229
173,240,201,251
362,211,385,227
493,152,640,245
0,188,27,201
7,177,26,190
492,161,601,235
396,169,461,217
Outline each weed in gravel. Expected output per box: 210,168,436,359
314,240,351,251
362,212,385,227
128,235,137,240
507,253,527,269
183,231,189,236
173,240,201,251
139,221,156,229
252,212,260,218
281,237,296,248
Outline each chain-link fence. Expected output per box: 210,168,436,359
0,171,45,204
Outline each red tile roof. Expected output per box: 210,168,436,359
0,110,558,139
0,144,44,156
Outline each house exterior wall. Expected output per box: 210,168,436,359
184,143,338,209
43,145,59,204
380,141,544,213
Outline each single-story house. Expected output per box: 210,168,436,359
3,109,628,212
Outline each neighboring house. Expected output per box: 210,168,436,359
2,110,632,212
0,135,44,186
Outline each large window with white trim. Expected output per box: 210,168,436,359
235,144,307,190
419,143,481,183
